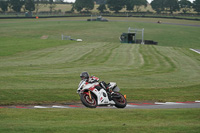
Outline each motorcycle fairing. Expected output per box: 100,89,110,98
80,82,115,105
93,88,115,105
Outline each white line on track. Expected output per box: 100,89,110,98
126,104,138,107
155,102,166,105
190,48,200,54
52,105,69,108
34,106,50,108
155,102,184,105
165,102,184,104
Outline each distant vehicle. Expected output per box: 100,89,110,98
87,16,108,22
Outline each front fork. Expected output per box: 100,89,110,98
88,91,92,100
81,90,92,100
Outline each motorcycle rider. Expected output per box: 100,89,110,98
80,72,112,92
80,71,99,83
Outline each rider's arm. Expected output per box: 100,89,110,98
88,76,99,83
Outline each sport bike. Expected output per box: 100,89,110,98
77,80,127,108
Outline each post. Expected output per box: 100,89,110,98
128,27,130,33
141,28,144,44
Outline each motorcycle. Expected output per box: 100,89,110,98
77,80,127,108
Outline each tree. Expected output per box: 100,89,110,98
133,0,148,12
10,0,25,12
70,3,75,12
25,0,35,12
193,0,200,14
125,0,147,12
164,0,179,14
84,0,94,12
151,0,165,14
49,0,56,13
0,1,8,12
179,0,192,14
97,4,106,13
74,0,83,12
74,0,94,12
107,0,125,13
35,0,41,14
95,0,106,5
40,0,49,4
54,0,64,3
125,0,134,12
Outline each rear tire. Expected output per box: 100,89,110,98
112,92,127,108
80,93,97,108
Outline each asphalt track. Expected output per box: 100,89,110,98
109,20,200,27
3,19,199,28
1,101,200,109
47,19,200,27
59,19,200,27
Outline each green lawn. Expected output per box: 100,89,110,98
0,108,200,133
0,17,200,105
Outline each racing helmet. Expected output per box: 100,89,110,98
80,72,89,80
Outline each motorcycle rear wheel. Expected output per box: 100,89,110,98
112,92,127,108
80,93,97,108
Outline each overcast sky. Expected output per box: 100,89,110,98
64,0,195,3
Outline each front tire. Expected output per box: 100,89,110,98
80,93,97,108
112,92,127,108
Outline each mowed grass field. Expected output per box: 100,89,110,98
0,17,200,132
0,108,200,133
0,17,200,104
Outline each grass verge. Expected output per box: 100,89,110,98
0,108,200,133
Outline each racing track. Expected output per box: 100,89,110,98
109,19,200,27
1,101,200,109
4,18,198,27
109,20,200,27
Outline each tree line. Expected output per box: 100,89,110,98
0,0,68,13
0,0,200,14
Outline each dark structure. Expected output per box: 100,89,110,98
120,28,158,45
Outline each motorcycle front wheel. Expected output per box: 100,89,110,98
80,93,97,108
112,92,127,108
